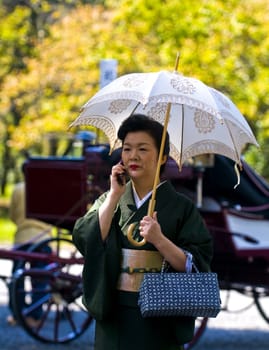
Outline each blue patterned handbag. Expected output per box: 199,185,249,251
138,262,221,318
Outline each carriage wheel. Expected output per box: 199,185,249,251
11,237,92,343
184,317,209,349
254,286,269,324
8,236,53,320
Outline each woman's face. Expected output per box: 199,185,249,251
121,131,164,182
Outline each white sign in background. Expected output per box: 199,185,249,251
99,59,118,88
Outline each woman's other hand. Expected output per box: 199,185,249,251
139,212,163,245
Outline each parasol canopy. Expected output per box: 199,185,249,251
70,65,259,246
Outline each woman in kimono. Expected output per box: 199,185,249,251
72,114,213,350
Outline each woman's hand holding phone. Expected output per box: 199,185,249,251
116,160,127,186
110,161,128,193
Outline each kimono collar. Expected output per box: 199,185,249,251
132,181,166,209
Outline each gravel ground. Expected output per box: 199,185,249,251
1,259,269,350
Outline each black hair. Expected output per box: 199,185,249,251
117,114,170,173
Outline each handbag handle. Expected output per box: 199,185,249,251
161,255,199,274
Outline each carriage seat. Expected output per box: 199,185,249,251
224,209,269,255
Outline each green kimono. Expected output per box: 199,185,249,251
72,181,213,350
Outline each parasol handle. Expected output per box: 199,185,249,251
127,225,146,247
127,53,179,247
126,198,156,247
126,102,170,247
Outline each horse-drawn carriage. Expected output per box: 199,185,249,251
1,142,269,348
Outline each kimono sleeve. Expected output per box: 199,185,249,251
176,198,213,272
72,193,121,321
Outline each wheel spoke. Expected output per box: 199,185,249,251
11,237,92,344
254,287,269,324
184,317,208,350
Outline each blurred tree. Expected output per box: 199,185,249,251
0,4,39,193
1,0,269,195
0,0,101,193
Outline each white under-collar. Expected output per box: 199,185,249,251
132,181,165,209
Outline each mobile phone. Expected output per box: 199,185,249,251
117,172,127,186
116,160,127,186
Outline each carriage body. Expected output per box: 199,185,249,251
23,146,269,289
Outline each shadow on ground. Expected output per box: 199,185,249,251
1,304,269,350
0,305,95,350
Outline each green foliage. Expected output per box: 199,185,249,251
0,6,34,78
0,218,15,244
0,184,15,243
0,0,269,187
